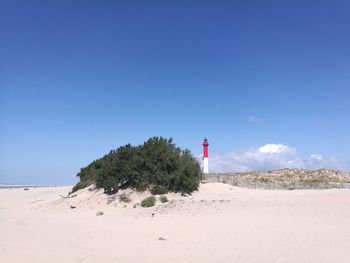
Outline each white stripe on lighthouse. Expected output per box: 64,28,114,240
203,157,209,174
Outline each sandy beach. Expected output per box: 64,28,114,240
1,183,350,263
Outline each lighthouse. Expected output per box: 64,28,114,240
203,138,209,174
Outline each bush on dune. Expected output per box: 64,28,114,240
160,196,168,203
72,137,201,195
141,196,156,207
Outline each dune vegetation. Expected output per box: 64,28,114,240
72,137,201,195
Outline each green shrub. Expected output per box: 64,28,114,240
159,196,168,203
151,185,168,195
72,137,201,194
141,196,156,207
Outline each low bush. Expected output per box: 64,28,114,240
141,196,156,207
159,196,168,203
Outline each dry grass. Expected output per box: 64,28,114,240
119,193,131,203
221,169,350,184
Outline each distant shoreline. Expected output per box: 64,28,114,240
0,184,73,189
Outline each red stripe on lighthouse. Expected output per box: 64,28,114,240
203,138,209,158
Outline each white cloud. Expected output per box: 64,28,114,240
259,144,293,154
310,154,323,161
198,144,346,173
248,115,262,123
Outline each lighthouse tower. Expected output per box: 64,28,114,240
203,138,209,174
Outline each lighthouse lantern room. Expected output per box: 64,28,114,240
203,138,209,174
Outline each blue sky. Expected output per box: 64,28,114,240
1,0,349,184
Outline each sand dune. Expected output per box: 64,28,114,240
1,183,350,262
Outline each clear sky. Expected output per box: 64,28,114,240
1,0,349,184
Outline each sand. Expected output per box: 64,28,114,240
1,183,350,263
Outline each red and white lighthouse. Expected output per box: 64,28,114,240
202,138,209,174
